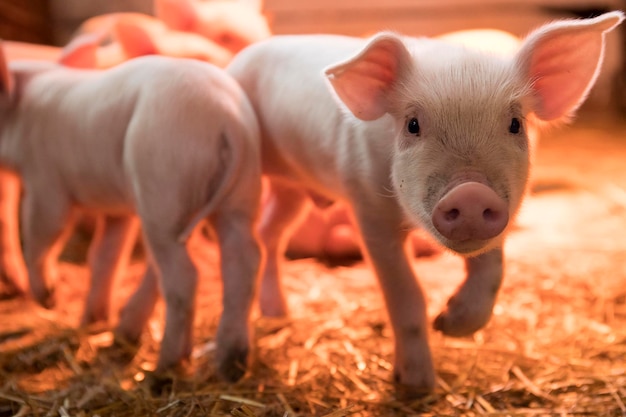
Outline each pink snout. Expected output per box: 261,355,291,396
432,182,509,241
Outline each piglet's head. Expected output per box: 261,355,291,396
325,11,623,256
154,0,271,54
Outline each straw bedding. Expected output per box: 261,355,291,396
1,118,625,416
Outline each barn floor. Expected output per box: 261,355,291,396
0,115,626,416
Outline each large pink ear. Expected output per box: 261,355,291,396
516,11,624,121
324,33,411,121
59,33,102,68
154,0,197,31
0,41,12,97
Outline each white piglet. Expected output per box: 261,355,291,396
0,47,263,381
227,12,624,394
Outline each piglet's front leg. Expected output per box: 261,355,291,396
353,200,435,397
258,182,310,317
433,247,503,336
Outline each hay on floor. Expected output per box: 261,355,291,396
1,119,626,416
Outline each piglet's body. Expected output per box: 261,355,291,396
227,12,623,394
0,52,263,381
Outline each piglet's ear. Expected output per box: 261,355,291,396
516,11,624,121
325,33,411,121
0,41,12,97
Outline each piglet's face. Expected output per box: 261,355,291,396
325,12,623,256
388,49,533,255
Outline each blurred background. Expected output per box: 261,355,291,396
0,0,624,115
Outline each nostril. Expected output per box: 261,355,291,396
483,208,496,222
445,208,460,221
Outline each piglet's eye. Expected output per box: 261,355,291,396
407,118,420,136
509,117,521,134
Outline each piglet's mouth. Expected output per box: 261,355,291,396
438,234,504,257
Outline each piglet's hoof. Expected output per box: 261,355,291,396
392,354,436,400
98,335,139,365
0,277,25,300
433,295,493,337
143,369,178,397
216,345,249,383
32,286,55,310
392,369,435,400
80,307,109,327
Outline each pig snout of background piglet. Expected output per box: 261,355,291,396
228,11,624,396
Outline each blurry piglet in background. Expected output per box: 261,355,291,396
154,0,271,54
69,12,234,68
65,0,272,68
227,12,624,395
0,39,264,381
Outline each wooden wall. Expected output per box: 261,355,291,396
265,0,624,37
0,0,623,111
264,0,625,112
48,0,152,45
0,0,52,44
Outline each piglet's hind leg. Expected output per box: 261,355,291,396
82,215,139,326
116,264,160,345
20,187,74,308
141,226,197,372
212,209,262,382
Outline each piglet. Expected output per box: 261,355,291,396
0,43,263,381
154,0,271,54
227,12,624,394
68,13,234,68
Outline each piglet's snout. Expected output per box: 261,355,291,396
432,182,508,241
